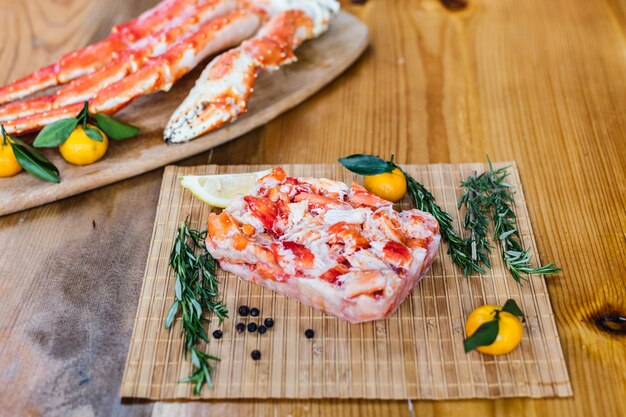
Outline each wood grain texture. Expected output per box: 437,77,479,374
121,163,571,400
0,0,625,417
0,12,368,217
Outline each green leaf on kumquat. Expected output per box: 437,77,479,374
502,299,525,322
33,118,77,148
338,154,394,176
84,127,104,142
463,319,499,353
9,137,59,183
92,113,139,140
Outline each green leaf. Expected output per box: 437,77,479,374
175,277,182,300
202,363,212,387
84,127,104,142
9,139,60,183
11,137,56,166
501,299,525,321
464,320,499,353
190,298,202,318
197,326,209,343
33,118,77,147
165,300,178,329
499,229,517,240
338,154,394,176
531,262,561,275
194,378,203,394
92,113,139,140
191,349,201,369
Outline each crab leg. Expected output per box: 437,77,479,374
3,10,262,135
90,9,262,113
164,0,339,143
0,0,210,105
0,0,236,122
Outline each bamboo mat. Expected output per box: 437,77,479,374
120,163,572,400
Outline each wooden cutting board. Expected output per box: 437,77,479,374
121,163,572,400
0,12,367,217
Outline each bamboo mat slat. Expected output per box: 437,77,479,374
120,163,572,400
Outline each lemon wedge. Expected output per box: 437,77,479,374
179,169,272,208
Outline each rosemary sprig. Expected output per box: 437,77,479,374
458,170,492,275
165,220,228,394
480,160,560,283
401,169,474,272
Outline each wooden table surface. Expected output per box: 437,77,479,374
0,0,624,416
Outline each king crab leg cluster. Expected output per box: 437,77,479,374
0,0,340,138
0,0,259,135
4,9,261,134
0,0,237,122
0,0,207,104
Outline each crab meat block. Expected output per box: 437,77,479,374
206,167,441,323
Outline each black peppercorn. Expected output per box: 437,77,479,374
251,350,261,360
247,322,257,333
304,329,315,339
212,329,223,339
250,307,260,317
264,318,274,328
236,323,245,333
238,305,250,316
258,325,267,335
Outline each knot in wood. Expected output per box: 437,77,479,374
440,0,469,12
596,315,626,335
